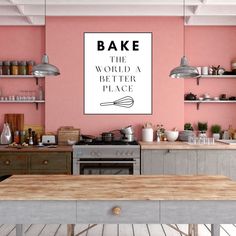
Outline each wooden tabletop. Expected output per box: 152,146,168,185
139,141,236,150
0,175,236,201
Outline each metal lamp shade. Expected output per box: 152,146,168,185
169,56,199,79
32,54,60,77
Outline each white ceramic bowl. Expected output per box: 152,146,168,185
67,139,77,145
165,131,179,142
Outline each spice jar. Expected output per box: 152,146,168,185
2,61,11,75
10,61,19,75
0,61,3,75
27,61,35,75
19,61,27,75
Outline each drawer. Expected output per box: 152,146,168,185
0,153,27,170
76,200,159,224
30,153,70,171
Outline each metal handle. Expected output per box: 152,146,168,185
77,160,136,164
43,160,49,165
4,160,11,165
112,206,121,216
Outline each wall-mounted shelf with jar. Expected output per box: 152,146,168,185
0,100,45,110
184,100,236,110
0,75,44,85
193,75,236,85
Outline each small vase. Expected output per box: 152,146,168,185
213,133,220,140
198,131,207,137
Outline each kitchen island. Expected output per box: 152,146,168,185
1,175,236,236
140,141,236,180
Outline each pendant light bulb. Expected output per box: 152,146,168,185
169,0,199,79
32,0,60,77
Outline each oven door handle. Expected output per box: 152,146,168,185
77,160,136,164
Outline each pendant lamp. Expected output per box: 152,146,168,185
32,0,60,76
169,0,199,78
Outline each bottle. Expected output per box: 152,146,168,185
10,61,19,75
0,123,12,144
20,130,25,144
14,131,20,144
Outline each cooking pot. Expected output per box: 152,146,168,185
121,133,135,142
120,125,134,135
184,93,197,101
101,132,114,142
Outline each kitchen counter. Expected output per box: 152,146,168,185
139,141,236,150
0,145,72,152
1,175,236,236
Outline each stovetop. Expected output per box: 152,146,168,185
76,140,139,146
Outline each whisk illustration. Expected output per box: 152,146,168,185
100,96,134,108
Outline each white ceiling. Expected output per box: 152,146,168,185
1,0,236,26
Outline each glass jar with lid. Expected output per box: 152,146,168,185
10,61,19,75
19,61,27,75
0,61,3,75
27,61,35,75
3,61,11,75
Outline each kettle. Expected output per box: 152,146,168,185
185,93,197,100
0,123,12,144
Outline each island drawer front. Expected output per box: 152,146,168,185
30,153,70,170
0,201,77,224
161,200,236,224
76,200,159,223
0,153,27,170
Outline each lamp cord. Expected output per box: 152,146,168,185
183,0,186,57
44,0,47,54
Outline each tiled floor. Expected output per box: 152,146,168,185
1,224,236,236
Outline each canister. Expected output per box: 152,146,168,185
142,128,153,142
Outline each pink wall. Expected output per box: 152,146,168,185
45,17,184,137
0,26,45,129
184,26,236,132
1,19,236,139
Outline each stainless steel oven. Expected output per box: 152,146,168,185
73,143,140,175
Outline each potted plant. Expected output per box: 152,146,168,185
179,123,194,141
198,122,208,137
211,124,221,140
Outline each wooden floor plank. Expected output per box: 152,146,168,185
0,225,15,236
147,224,165,236
38,224,61,236
119,225,134,236
103,224,118,236
132,224,149,236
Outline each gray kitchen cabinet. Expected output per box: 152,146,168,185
141,149,197,175
141,149,236,180
197,150,236,180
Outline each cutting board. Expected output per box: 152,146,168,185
4,114,24,132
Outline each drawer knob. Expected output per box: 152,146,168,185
43,160,49,165
112,207,121,216
4,160,11,165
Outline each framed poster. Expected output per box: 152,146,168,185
84,32,152,114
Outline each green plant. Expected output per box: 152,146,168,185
198,122,208,132
211,124,221,134
184,123,193,131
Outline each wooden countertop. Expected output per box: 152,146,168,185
139,141,236,150
1,175,236,201
0,145,72,152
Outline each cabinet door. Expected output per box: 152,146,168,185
29,152,71,174
141,150,164,175
163,150,197,175
141,149,197,175
0,152,28,175
197,150,233,179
